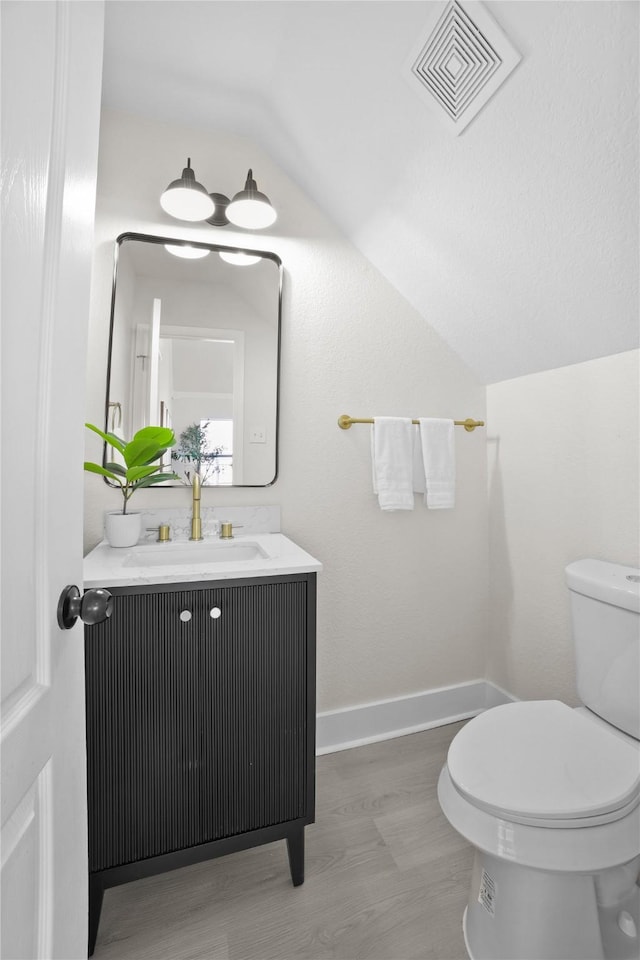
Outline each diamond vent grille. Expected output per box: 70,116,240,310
407,0,521,134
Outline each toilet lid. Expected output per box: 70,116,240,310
447,701,640,823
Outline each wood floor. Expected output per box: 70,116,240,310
92,722,472,960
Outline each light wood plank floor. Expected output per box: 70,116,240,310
93,722,472,960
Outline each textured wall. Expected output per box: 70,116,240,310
85,109,489,713
486,350,640,703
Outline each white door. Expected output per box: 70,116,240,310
1,3,104,958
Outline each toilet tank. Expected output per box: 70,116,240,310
566,559,640,739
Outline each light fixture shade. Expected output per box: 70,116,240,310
160,158,215,222
226,169,277,229
219,251,262,266
164,244,210,259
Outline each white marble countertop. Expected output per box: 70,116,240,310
83,533,322,588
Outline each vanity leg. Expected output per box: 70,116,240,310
88,873,104,957
286,826,305,886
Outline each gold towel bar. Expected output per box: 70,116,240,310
338,414,485,432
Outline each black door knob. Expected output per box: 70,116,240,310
57,585,113,630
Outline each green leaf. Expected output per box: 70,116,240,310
106,431,126,449
124,428,176,468
133,426,175,448
125,464,161,483
140,448,168,466
133,472,181,490
123,440,161,467
104,461,127,477
84,462,123,484
85,422,126,456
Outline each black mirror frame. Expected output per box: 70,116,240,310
103,231,282,488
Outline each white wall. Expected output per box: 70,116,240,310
486,350,640,704
85,109,489,714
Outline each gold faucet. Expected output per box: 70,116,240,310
189,473,203,541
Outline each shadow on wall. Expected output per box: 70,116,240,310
487,435,515,692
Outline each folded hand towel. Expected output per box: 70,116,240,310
418,418,455,509
371,417,414,511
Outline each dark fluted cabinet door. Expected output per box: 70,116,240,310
84,575,315,874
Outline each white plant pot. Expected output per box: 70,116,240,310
104,511,142,548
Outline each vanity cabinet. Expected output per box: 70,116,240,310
84,573,316,955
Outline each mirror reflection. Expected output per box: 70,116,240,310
106,234,281,486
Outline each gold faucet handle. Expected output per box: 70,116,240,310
146,525,172,542
220,522,234,539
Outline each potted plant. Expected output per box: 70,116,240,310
84,423,179,547
171,421,224,485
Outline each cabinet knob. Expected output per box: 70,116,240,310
210,607,222,619
179,610,192,622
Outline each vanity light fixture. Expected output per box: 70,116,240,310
226,170,277,229
160,161,276,230
218,250,262,266
160,159,215,222
164,244,210,259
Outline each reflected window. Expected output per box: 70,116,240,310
202,418,233,485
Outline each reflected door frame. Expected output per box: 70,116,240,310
132,324,245,484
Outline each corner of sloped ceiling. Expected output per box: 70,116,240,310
260,0,640,386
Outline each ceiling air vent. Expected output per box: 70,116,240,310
405,0,521,135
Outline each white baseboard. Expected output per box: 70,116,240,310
316,679,515,755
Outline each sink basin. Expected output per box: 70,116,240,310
123,541,269,568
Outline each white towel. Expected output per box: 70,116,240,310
412,429,426,494
371,417,414,510
418,418,456,509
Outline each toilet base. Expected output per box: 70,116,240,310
460,850,640,960
462,907,473,959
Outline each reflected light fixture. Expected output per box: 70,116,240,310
164,244,211,259
160,161,276,230
219,250,262,266
160,159,215,222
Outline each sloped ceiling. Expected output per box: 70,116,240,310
102,1,639,384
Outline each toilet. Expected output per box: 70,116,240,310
438,559,640,960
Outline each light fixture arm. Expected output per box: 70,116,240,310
206,192,230,227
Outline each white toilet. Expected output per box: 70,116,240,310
438,559,640,960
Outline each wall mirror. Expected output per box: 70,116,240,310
106,233,281,486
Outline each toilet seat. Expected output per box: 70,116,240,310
437,764,640,873
447,700,640,827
